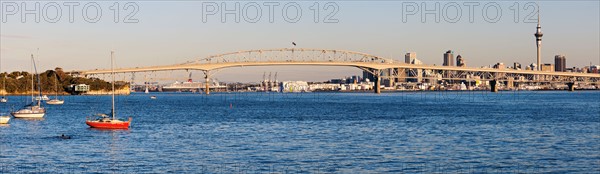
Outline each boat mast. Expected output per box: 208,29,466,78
54,74,58,99
32,55,42,107
111,51,115,120
30,55,34,103
2,74,5,97
1,53,3,97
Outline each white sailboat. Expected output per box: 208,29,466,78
11,55,46,118
47,74,64,105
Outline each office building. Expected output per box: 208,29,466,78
456,55,465,67
405,52,416,64
443,50,454,66
541,64,554,72
554,55,566,72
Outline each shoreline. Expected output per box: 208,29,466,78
1,88,131,96
3,89,598,96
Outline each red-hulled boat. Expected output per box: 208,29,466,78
86,114,131,129
86,51,132,129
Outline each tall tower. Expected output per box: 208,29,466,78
534,10,543,71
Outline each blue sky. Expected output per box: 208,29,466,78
1,1,599,83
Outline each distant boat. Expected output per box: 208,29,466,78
46,74,64,105
0,97,6,103
150,96,157,99
46,99,64,105
35,95,49,101
85,51,131,129
0,115,9,124
12,54,46,118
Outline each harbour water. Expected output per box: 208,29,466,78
1,91,599,173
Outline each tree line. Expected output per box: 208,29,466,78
1,67,128,94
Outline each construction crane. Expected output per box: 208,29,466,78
268,72,272,91
273,72,278,92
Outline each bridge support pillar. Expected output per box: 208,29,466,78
204,71,210,95
374,76,381,94
374,69,381,94
490,80,498,93
566,82,575,91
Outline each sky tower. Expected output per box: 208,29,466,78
534,10,543,71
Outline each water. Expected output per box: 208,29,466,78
1,91,599,173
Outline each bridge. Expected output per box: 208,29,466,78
72,48,600,94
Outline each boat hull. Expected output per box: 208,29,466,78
11,113,45,118
0,116,10,124
46,100,64,105
86,121,130,129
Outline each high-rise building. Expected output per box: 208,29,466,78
405,52,416,64
443,50,454,66
404,52,423,82
456,55,465,67
363,71,375,82
590,65,599,73
554,55,566,72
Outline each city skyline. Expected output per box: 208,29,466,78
1,1,599,82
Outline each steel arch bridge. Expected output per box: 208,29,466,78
72,48,600,94
76,48,395,73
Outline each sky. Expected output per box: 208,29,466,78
1,0,599,83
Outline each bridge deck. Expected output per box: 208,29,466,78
75,61,600,79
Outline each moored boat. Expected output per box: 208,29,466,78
46,99,65,105
85,51,131,129
12,54,46,118
86,114,131,129
35,95,49,101
46,74,64,105
11,104,45,118
0,115,10,124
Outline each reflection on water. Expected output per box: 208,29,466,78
0,91,599,173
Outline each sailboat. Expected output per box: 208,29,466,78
85,51,131,129
11,55,46,118
46,74,64,105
